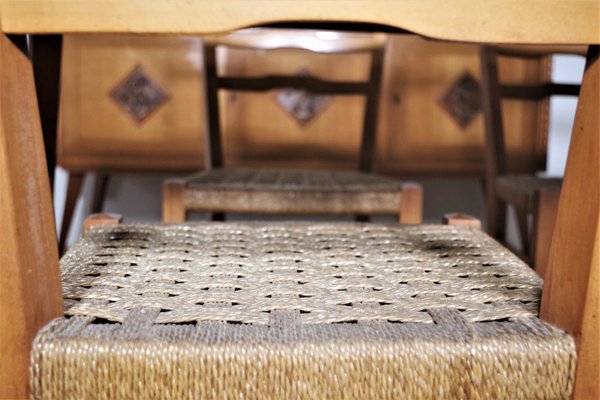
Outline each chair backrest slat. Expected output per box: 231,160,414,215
218,76,371,94
202,28,386,172
500,83,580,99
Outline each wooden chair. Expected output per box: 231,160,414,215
1,5,598,398
56,35,206,253
162,29,422,224
480,45,586,277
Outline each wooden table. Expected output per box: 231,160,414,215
0,1,598,398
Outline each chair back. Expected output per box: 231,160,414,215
480,45,585,180
202,28,387,172
58,35,206,173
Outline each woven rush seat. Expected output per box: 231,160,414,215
31,223,575,399
182,168,408,215
497,174,562,211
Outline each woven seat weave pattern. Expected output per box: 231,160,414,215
183,168,403,214
32,223,576,399
60,223,540,324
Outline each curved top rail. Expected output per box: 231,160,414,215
204,29,386,53
0,0,598,45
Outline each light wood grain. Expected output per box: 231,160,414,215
0,34,63,399
540,46,599,400
0,1,598,45
59,35,205,172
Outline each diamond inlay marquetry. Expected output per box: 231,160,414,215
439,72,482,129
275,69,332,126
110,65,169,124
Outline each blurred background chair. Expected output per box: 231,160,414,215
55,32,553,239
480,45,585,276
163,29,423,224
56,35,206,253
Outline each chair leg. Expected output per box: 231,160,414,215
398,182,423,224
91,173,110,213
514,206,530,260
210,212,226,221
485,191,507,240
58,172,84,254
482,175,507,241
163,179,187,223
531,189,560,279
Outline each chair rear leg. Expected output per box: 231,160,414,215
58,171,84,254
398,182,423,224
163,179,186,223
355,215,370,222
485,191,507,240
210,212,225,221
532,189,560,279
514,206,530,261
91,172,110,213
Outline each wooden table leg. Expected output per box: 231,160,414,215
0,34,63,399
540,45,599,400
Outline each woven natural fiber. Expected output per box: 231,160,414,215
31,223,576,399
497,174,562,211
184,168,403,214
